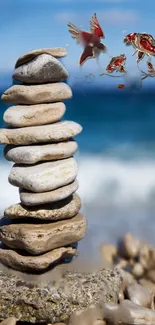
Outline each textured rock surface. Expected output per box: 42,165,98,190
0,121,82,145
0,214,87,255
3,102,66,127
15,48,67,68
20,179,78,206
9,158,78,192
0,268,121,323
4,194,81,220
1,83,72,104
0,247,76,272
4,141,78,164
13,54,69,84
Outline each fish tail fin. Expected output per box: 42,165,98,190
79,46,94,66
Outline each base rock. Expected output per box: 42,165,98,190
0,268,121,323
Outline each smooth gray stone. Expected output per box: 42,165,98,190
20,179,79,206
8,158,78,193
0,268,121,323
1,83,72,105
0,121,82,145
13,54,69,84
15,48,67,68
4,141,78,164
3,102,66,127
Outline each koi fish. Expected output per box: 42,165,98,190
68,13,106,66
118,84,125,89
124,32,155,63
106,54,126,73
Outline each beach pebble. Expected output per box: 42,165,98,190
68,305,104,325
13,54,69,84
139,278,155,295
4,193,81,221
8,158,78,192
4,141,78,164
103,299,155,324
119,233,140,259
1,83,72,104
132,262,144,278
100,244,117,267
114,258,128,269
0,246,76,272
20,179,78,206
0,121,82,145
3,102,66,127
120,269,136,286
125,283,153,308
147,270,155,283
15,47,67,68
0,318,17,325
0,214,87,255
139,244,155,271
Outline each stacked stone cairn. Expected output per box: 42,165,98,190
0,48,87,272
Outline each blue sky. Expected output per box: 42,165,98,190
0,0,154,87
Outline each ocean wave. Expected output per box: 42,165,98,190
1,155,155,214
77,154,155,208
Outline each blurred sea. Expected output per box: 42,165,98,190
1,84,155,257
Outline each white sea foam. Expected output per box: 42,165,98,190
1,155,155,213
76,154,155,208
1,156,155,247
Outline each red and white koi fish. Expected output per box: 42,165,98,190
106,54,126,73
124,32,155,63
68,13,106,66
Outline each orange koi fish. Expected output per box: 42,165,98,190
118,84,125,89
68,13,106,66
106,54,126,73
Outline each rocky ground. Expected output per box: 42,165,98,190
1,233,155,325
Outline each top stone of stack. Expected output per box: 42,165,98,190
13,47,69,84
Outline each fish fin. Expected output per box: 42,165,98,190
97,42,107,52
136,51,145,63
68,22,81,43
90,13,104,38
79,46,94,66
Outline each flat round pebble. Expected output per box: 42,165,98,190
3,102,66,127
15,47,67,68
1,83,72,105
13,54,69,84
4,141,78,164
0,246,76,272
4,193,81,221
20,179,79,206
0,214,87,255
0,121,82,145
8,158,78,193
